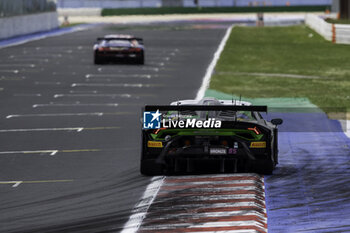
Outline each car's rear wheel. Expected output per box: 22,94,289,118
140,159,163,176
247,159,274,175
94,54,103,65
140,131,163,176
137,53,144,65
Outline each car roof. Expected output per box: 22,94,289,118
170,97,252,106
103,34,135,39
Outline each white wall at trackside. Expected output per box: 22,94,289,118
56,0,331,8
0,12,59,40
305,13,350,44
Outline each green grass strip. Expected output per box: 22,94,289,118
325,18,350,24
102,5,329,16
209,25,350,113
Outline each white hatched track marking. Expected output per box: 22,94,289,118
137,174,267,233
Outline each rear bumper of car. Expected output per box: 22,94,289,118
144,143,272,174
95,51,143,58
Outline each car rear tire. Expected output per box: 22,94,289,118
246,159,274,175
94,55,103,65
140,159,163,176
137,53,144,65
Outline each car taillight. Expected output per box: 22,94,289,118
221,140,228,146
184,140,191,146
129,48,142,52
153,128,166,134
248,127,261,135
98,47,110,51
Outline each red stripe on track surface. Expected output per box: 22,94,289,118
161,182,262,190
166,176,262,183
138,175,267,233
143,215,267,227
150,198,265,208
140,225,267,233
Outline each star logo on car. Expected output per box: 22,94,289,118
150,110,162,122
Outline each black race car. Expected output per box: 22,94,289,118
140,98,283,175
93,34,144,64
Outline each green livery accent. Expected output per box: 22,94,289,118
150,128,264,141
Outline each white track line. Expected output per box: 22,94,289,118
0,69,19,73
6,112,104,119
195,25,233,100
120,176,165,233
14,93,41,97
71,83,158,88
85,74,152,79
6,112,133,119
53,94,133,98
345,120,350,138
32,103,119,108
12,181,23,188
0,150,58,155
35,81,61,85
6,112,130,119
0,64,35,68
0,127,84,132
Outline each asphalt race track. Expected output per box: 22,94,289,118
0,23,228,232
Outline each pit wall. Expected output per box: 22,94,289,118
306,13,350,44
0,12,59,40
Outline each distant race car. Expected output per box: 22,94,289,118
140,97,283,175
93,34,144,64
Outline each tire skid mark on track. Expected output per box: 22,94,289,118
6,112,132,119
137,174,267,233
53,93,154,99
71,83,162,88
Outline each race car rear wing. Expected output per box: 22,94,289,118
97,37,144,44
144,105,267,112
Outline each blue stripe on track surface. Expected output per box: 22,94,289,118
265,112,350,232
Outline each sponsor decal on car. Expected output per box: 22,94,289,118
210,148,226,155
143,109,221,129
250,141,266,148
147,141,163,148
143,110,162,129
228,148,237,154
163,118,221,129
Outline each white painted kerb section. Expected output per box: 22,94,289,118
306,14,350,44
